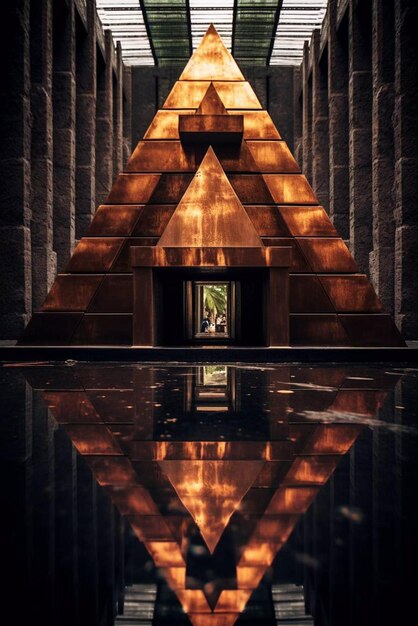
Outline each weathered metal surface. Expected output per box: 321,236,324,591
132,205,177,237
296,238,359,273
261,238,312,272
131,246,292,268
320,275,382,312
87,274,133,313
179,25,245,81
197,82,227,114
17,312,83,344
263,174,319,204
87,205,144,236
247,141,300,173
127,141,197,172
231,110,281,139
157,148,262,248
111,238,159,273
244,206,290,237
228,174,275,204
290,275,334,313
66,238,124,272
41,274,103,311
144,110,195,139
290,314,350,346
148,173,194,203
339,314,406,346
72,313,133,345
278,205,338,237
179,114,244,144
107,173,160,204
163,81,262,110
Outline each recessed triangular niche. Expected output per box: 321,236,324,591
19,24,404,347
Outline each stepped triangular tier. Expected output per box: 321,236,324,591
19,25,404,347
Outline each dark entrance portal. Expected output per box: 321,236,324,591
155,269,266,346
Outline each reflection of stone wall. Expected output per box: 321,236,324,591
0,0,132,341
282,371,418,626
0,368,127,625
295,0,418,339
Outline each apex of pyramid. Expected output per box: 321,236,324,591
179,24,245,82
157,147,263,248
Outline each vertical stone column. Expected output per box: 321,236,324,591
348,0,373,274
293,67,303,166
123,65,133,167
369,0,396,314
0,0,32,339
30,0,56,308
302,41,313,183
95,29,114,207
328,0,349,240
394,0,418,338
53,0,76,272
75,0,97,240
113,42,124,177
311,29,330,212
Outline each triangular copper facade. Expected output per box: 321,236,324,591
19,25,404,347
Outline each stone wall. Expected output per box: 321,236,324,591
0,0,131,341
295,0,418,339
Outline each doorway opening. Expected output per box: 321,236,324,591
191,281,236,340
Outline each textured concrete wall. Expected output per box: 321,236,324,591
295,0,418,339
0,0,132,341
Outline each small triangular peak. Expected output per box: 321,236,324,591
157,147,263,248
179,24,245,82
196,83,228,115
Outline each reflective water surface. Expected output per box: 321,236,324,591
1,362,418,626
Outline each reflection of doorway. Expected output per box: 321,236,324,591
192,281,236,340
185,366,238,414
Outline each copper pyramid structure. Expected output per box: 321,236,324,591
19,25,404,347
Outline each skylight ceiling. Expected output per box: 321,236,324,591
96,1,154,65
96,0,328,67
270,1,328,65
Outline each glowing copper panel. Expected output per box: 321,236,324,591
179,25,244,81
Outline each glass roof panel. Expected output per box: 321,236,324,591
96,0,328,67
270,0,327,65
96,1,155,65
233,0,280,65
189,1,235,51
141,0,192,64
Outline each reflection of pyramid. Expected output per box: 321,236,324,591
19,25,403,347
25,363,399,626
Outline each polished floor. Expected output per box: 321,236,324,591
1,362,418,625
